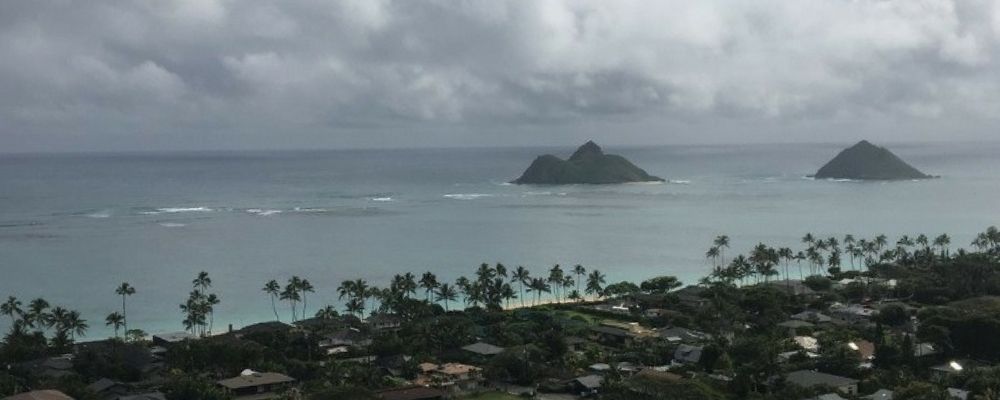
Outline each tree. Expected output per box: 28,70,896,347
547,265,564,303
299,279,315,320
105,312,124,338
263,280,281,321
640,276,682,294
586,270,606,299
26,298,50,333
714,235,730,265
435,283,457,311
1,296,22,327
512,266,530,307
280,281,301,322
315,305,338,320
419,271,439,302
65,310,88,340
115,282,136,334
573,264,586,293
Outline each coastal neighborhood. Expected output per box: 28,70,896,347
3,228,1000,400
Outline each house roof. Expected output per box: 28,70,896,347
437,363,480,375
85,378,123,393
367,314,402,325
658,326,709,342
117,393,167,400
673,344,703,364
777,320,815,329
814,394,848,400
792,311,833,323
152,332,195,343
2,391,74,400
865,389,893,399
375,386,446,400
574,375,603,389
461,342,505,356
217,371,295,390
236,321,291,336
785,370,858,389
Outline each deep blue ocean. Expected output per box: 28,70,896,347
1,142,998,337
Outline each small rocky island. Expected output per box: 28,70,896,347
512,141,663,184
814,140,932,180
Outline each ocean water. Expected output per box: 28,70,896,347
0,142,998,337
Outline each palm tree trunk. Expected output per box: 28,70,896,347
271,295,280,321
121,295,128,334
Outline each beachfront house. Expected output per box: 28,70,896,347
673,344,704,365
366,314,403,332
217,370,295,400
570,375,603,397
784,370,859,395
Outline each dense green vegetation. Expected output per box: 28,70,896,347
3,226,1000,399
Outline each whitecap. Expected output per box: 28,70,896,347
155,207,213,214
85,210,112,218
669,180,692,185
371,197,394,202
158,222,186,228
443,193,493,200
247,208,282,216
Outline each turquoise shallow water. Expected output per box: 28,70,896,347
0,142,997,337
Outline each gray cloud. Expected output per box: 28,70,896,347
1,0,999,152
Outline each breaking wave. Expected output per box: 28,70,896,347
443,193,494,200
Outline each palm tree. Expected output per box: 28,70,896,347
561,276,574,303
299,279,315,320
934,234,951,258
572,265,586,293
1,296,22,326
280,282,301,321
547,265,564,303
501,283,516,309
205,293,220,334
802,233,815,245
115,282,136,333
706,246,720,269
263,280,281,321
528,278,550,305
512,266,530,307
419,272,439,302
586,270,606,300
192,272,212,291
401,272,418,299
495,263,508,279
105,312,124,338
714,235,730,265
778,247,793,282
435,283,457,311
65,310,87,341
875,234,888,251
315,305,338,320
455,276,471,307
27,298,50,332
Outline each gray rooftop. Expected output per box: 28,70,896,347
785,370,858,389
461,341,505,356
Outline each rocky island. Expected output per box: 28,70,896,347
814,140,932,180
512,141,663,184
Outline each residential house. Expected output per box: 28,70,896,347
865,389,894,399
374,386,446,400
117,393,167,400
151,332,195,347
813,394,848,400
366,314,403,332
85,378,129,400
460,341,505,357
847,340,876,362
766,280,817,296
565,336,587,352
673,344,703,365
930,360,979,379
673,286,708,309
233,321,292,338
829,303,878,325
217,370,296,400
657,326,709,344
18,356,74,379
3,391,74,400
784,370,859,395
590,325,635,347
791,311,833,324
947,388,970,400
416,363,483,393
570,375,603,397
318,328,372,356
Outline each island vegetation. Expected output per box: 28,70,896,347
814,140,932,180
3,227,1000,399
512,141,663,184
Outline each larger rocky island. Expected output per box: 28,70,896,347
512,141,663,184
814,140,932,180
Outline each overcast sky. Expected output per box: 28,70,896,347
2,0,999,152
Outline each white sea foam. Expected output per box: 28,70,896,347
669,180,692,185
247,208,282,216
371,197,394,202
443,193,493,200
158,222,186,228
85,210,112,218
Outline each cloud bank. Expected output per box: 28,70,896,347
1,0,999,151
